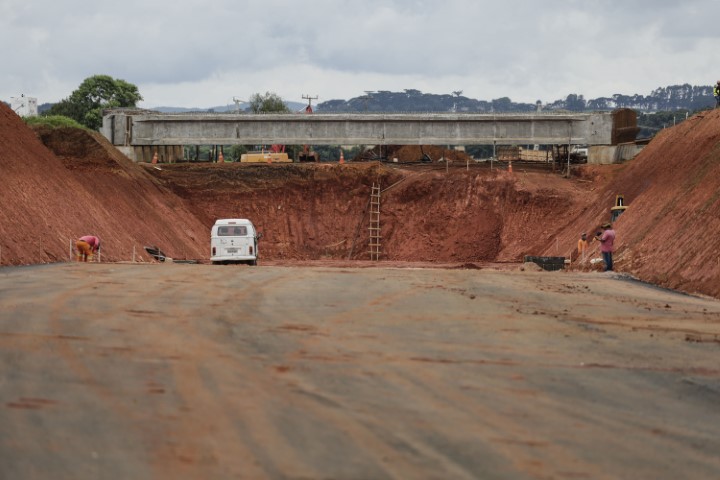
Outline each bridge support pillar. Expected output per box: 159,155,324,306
118,145,184,163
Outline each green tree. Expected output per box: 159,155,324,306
565,94,586,111
245,92,292,157
49,75,142,130
637,110,691,138
230,145,249,161
465,145,494,159
491,97,513,112
24,115,86,129
248,91,290,113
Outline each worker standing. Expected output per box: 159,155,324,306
714,80,720,108
76,235,101,262
577,233,589,260
594,223,616,272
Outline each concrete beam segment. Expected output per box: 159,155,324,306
102,111,618,147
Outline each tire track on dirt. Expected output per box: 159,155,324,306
261,274,485,479
158,268,445,479
133,268,286,479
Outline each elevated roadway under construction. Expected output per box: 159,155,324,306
102,109,639,163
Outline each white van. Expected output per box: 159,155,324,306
210,219,261,265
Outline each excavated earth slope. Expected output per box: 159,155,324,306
542,108,720,297
0,103,208,263
2,102,720,298
146,161,590,264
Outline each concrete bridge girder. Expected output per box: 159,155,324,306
102,111,619,149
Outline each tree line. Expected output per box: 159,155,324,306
19,75,717,156
316,85,717,114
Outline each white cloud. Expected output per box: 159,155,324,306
2,0,719,107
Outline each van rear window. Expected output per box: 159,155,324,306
218,226,248,236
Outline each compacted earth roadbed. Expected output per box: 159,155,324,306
1,263,719,479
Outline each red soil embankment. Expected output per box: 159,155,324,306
4,99,720,298
149,162,595,264
543,108,720,297
0,103,208,263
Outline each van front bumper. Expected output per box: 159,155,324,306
211,254,257,262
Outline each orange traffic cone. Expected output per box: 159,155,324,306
508,161,513,173
218,151,224,163
339,150,345,164
151,152,158,164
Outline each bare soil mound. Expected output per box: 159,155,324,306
543,108,720,297
0,103,208,263
359,144,475,163
4,100,720,298
148,162,594,263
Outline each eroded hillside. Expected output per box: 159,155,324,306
145,161,595,264
541,108,720,297
0,104,209,263
3,101,720,298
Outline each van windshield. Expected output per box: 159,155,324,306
218,226,248,236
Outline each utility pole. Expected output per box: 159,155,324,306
302,94,318,112
359,91,375,112
451,90,462,113
232,97,245,113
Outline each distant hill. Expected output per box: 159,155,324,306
316,84,717,113
152,101,306,114
12,86,716,117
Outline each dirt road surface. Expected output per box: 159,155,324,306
1,263,719,479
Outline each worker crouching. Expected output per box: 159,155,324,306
76,235,101,262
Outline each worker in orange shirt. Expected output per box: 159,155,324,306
76,235,101,262
577,233,588,260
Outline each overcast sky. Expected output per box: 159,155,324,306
2,0,718,109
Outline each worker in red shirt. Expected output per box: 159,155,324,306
594,223,616,271
76,235,101,262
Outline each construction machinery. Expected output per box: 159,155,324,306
610,194,627,222
569,145,588,162
552,145,588,165
298,99,319,162
298,144,319,162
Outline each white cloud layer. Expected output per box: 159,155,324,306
2,0,718,108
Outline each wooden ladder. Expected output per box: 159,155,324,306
369,182,381,261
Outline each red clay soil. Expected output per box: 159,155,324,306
359,144,475,163
544,108,720,298
147,162,591,264
2,101,720,298
0,103,208,263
